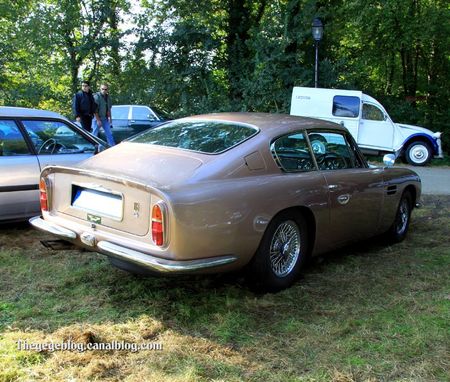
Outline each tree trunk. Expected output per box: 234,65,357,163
108,2,121,82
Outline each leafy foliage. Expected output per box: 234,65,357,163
0,0,449,152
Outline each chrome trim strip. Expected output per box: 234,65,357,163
29,216,77,239
97,241,237,273
28,216,237,273
0,184,39,192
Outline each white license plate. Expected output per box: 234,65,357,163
72,187,123,220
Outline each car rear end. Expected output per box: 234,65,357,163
30,165,238,274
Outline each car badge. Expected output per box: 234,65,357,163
133,202,140,218
87,214,102,224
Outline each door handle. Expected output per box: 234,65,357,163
337,194,350,205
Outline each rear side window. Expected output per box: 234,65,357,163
271,132,314,172
130,120,258,154
0,120,31,156
332,96,360,118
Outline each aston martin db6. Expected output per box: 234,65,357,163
30,113,421,291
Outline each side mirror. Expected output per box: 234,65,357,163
383,154,395,167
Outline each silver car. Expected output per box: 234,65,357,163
0,107,107,222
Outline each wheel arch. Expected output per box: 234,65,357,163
266,205,316,256
400,134,438,157
403,184,417,209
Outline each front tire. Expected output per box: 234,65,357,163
386,191,413,243
405,141,432,166
247,212,308,292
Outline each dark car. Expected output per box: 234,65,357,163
0,107,108,222
101,105,169,143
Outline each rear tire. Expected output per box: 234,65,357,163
247,212,308,292
386,191,413,243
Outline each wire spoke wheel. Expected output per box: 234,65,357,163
248,213,308,291
386,191,413,243
395,197,410,236
269,220,301,278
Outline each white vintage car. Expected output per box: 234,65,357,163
290,87,443,166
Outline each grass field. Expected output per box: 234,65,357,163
1,196,449,382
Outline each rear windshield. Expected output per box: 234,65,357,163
129,120,258,154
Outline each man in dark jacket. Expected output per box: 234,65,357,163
72,80,96,132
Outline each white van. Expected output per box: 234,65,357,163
290,87,443,165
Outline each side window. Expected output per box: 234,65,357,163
111,106,129,120
362,103,385,121
308,131,361,170
22,120,95,155
0,120,31,156
332,96,360,118
132,106,156,121
271,132,314,172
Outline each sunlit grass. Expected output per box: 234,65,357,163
1,196,449,381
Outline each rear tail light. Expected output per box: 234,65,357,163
151,203,165,246
39,178,48,212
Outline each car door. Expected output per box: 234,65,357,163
20,119,96,169
0,119,42,220
110,105,131,142
130,105,160,133
357,102,395,151
308,130,385,245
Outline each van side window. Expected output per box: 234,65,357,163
362,103,385,121
271,132,315,172
332,96,360,118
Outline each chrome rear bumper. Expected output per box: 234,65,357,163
29,216,237,273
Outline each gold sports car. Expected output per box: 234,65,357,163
30,113,421,291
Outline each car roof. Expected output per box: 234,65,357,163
0,106,69,120
112,105,152,108
179,112,346,135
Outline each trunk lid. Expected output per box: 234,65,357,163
44,166,165,236
78,142,204,189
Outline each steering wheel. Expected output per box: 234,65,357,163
323,154,348,170
37,138,66,154
309,134,327,155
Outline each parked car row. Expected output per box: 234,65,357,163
0,107,108,222
98,105,169,143
1,102,425,290
29,113,422,291
0,104,170,222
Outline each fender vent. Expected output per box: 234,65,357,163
386,185,397,195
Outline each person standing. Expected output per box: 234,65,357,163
92,83,115,146
72,80,96,132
